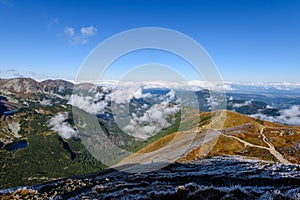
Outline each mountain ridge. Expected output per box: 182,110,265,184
0,77,299,192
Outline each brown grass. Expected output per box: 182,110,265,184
122,110,300,164
137,132,177,153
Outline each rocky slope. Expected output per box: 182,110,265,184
0,78,74,97
1,156,300,199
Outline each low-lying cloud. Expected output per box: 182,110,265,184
96,80,233,92
68,93,107,114
108,86,152,104
123,90,180,139
232,100,252,108
49,112,78,139
250,105,300,126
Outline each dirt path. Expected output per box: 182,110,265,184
115,124,293,172
259,127,292,165
221,134,269,150
222,127,292,165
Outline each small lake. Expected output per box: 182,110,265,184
4,140,28,151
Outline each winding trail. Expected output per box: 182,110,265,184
259,127,292,165
221,126,292,165
116,121,293,171
221,134,269,150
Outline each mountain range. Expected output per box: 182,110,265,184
0,78,299,199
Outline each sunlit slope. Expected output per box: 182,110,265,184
117,110,300,166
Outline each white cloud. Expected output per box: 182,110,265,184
68,93,107,114
206,96,220,108
133,88,152,99
232,100,252,108
166,89,176,100
123,90,180,139
250,105,300,126
64,25,97,45
223,84,234,91
109,86,152,104
49,112,78,139
224,81,300,91
124,103,180,139
206,97,216,106
81,26,97,36
187,80,233,91
266,105,274,109
64,26,75,37
69,80,300,92
95,80,233,92
71,36,88,45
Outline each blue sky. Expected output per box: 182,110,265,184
0,0,299,82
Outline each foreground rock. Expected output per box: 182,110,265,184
1,156,300,200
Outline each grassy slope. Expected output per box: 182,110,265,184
133,110,300,164
131,107,202,154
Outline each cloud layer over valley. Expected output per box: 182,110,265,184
250,105,300,126
49,112,78,139
123,90,180,139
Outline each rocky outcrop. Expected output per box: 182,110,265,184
0,115,21,144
